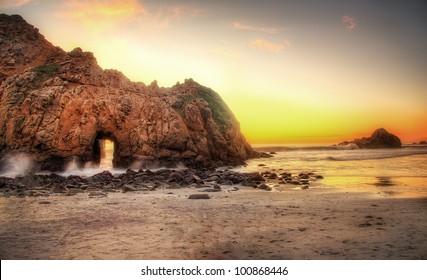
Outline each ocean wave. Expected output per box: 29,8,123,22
254,146,427,162
253,145,342,152
320,150,427,161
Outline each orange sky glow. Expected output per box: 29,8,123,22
2,0,426,144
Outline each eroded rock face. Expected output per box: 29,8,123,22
338,128,402,149
0,14,255,170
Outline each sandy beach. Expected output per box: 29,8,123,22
1,186,426,260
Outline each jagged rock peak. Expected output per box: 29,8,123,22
0,14,255,171
0,14,65,81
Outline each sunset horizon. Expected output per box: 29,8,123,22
1,0,426,144
1,1,427,268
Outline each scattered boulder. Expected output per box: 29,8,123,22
188,194,210,199
38,201,51,204
88,191,107,197
338,128,401,149
0,162,325,196
165,182,182,189
258,183,272,191
51,185,68,193
122,185,137,193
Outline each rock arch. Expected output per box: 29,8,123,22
91,131,119,168
0,14,256,171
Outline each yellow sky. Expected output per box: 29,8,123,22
2,0,427,144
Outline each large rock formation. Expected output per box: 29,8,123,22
338,128,402,149
0,14,255,171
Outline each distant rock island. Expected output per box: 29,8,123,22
338,128,402,149
0,14,256,171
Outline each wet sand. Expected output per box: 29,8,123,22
0,187,426,259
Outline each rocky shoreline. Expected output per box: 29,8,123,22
0,167,324,198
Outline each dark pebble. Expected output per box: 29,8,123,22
188,194,210,199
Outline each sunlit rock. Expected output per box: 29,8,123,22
0,14,255,171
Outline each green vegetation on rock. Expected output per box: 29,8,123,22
197,86,233,133
31,64,59,83
32,64,59,75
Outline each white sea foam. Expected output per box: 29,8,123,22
0,153,33,178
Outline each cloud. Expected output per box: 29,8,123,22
168,5,203,21
57,0,146,29
250,39,289,53
232,21,280,34
0,0,34,8
341,15,357,30
58,1,205,32
211,49,239,59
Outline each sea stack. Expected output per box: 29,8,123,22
0,14,255,171
338,128,402,149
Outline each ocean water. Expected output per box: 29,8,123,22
234,145,427,198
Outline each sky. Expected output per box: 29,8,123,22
1,0,427,144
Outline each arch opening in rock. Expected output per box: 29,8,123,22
92,132,118,170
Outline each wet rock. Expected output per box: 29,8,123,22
122,184,137,193
240,180,258,188
68,188,85,194
51,185,68,193
245,172,265,182
188,194,210,199
358,222,372,227
206,175,219,182
289,180,301,185
189,183,204,189
90,171,114,183
126,169,137,175
145,170,155,176
316,175,324,180
258,183,272,191
88,191,107,197
100,187,116,193
298,173,310,179
38,201,51,204
29,190,50,197
167,172,182,182
45,173,66,183
136,184,150,191
85,185,103,192
166,182,182,189
204,188,221,192
183,174,201,184
267,173,278,179
219,180,233,186
66,175,86,185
